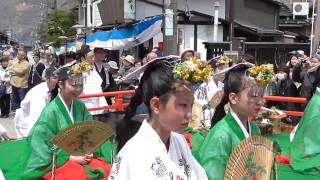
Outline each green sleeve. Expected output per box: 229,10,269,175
23,109,70,179
93,136,118,164
250,122,261,136
75,99,93,121
199,131,233,180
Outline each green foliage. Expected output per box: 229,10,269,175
39,9,77,48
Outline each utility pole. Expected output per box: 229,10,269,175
228,0,235,50
213,2,220,42
163,0,178,56
311,0,320,56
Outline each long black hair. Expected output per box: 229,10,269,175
116,59,188,151
210,64,250,128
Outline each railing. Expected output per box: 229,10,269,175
263,96,307,117
79,90,135,112
79,91,307,117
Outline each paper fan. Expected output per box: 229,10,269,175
209,90,224,109
224,136,275,180
51,121,114,156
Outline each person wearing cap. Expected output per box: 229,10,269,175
9,50,31,111
108,61,119,76
291,52,320,101
27,52,46,90
117,55,138,90
0,51,12,118
180,48,194,62
14,67,59,138
93,47,110,92
23,62,111,179
79,45,108,114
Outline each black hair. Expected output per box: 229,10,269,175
210,64,250,128
78,45,91,59
50,85,59,102
116,59,190,151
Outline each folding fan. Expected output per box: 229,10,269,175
224,136,275,180
209,90,224,109
51,120,114,156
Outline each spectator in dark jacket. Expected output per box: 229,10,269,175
275,65,299,111
291,54,320,101
28,53,45,89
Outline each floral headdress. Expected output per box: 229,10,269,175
55,61,93,85
173,57,213,84
68,62,93,75
216,55,233,66
248,64,275,86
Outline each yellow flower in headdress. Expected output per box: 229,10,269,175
69,62,93,75
217,55,232,66
173,58,213,84
248,64,275,86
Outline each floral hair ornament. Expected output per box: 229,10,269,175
216,55,233,66
54,60,93,86
248,64,275,86
173,57,213,85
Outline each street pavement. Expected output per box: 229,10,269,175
0,113,17,138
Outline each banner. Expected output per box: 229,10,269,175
86,15,163,50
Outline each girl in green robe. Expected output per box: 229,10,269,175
198,64,263,180
22,63,111,180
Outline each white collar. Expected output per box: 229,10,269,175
230,108,251,138
140,120,171,153
317,87,320,93
58,94,74,123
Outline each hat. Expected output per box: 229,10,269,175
108,61,119,70
122,55,180,81
180,48,194,58
124,55,135,64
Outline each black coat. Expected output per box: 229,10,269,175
292,66,320,101
275,79,299,111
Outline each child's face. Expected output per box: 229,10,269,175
231,82,263,118
1,60,8,67
158,87,194,133
60,78,83,99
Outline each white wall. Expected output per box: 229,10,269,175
136,0,226,20
178,24,223,59
136,1,163,20
136,0,226,59
177,0,225,19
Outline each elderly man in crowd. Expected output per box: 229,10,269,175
9,50,31,111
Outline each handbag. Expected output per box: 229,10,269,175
0,83,6,97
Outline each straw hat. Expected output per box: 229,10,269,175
124,55,135,64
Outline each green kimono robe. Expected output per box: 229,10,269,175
22,95,109,179
290,89,320,174
198,112,261,180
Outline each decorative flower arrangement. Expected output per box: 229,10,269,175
248,64,275,86
216,55,233,66
69,62,93,75
173,57,213,84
